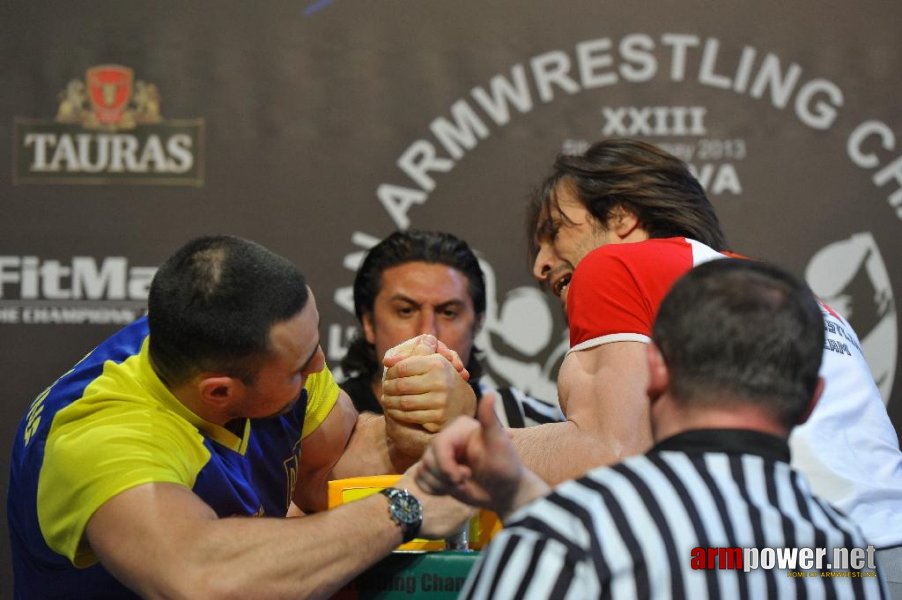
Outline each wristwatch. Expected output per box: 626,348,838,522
379,487,423,543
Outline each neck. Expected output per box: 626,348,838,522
652,393,789,442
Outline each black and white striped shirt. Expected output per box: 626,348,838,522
463,429,888,599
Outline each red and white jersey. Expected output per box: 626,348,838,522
566,236,902,548
567,237,726,351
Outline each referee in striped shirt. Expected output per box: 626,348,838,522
416,258,889,599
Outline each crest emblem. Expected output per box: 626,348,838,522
55,64,161,130
87,65,133,125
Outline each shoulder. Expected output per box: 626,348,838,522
575,238,701,284
571,238,697,300
300,365,342,438
305,366,340,402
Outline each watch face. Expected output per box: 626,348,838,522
392,491,422,524
382,488,423,542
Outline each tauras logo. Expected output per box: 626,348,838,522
0,256,155,326
13,64,204,186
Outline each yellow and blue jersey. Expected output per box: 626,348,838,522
7,316,339,598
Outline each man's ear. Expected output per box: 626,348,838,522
646,343,669,403
797,376,825,425
198,375,244,411
609,205,641,241
362,312,376,345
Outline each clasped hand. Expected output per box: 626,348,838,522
379,334,477,459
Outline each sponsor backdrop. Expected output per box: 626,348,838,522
1,0,900,591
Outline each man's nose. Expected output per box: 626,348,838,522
532,245,553,281
417,312,438,337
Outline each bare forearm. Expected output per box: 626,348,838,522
509,420,648,485
101,492,401,600
193,497,400,599
331,413,415,481
331,414,395,478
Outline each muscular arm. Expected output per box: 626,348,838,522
87,482,404,600
293,390,413,513
508,341,653,485
86,470,469,599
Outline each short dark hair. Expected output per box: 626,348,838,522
652,259,825,428
148,235,309,386
529,138,728,259
341,230,486,380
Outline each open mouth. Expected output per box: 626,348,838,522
552,273,572,298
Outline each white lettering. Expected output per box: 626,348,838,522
138,135,167,172
576,38,617,88
397,140,453,192
76,134,109,173
72,257,127,299
110,135,140,172
22,307,138,325
698,38,732,90
530,50,580,102
167,134,194,172
873,154,902,212
430,100,489,159
619,34,657,82
40,261,71,299
848,120,892,169
775,547,798,569
661,33,700,81
22,132,197,176
0,256,155,301
48,135,79,172
798,548,814,570
376,184,428,230
21,257,39,298
24,133,57,171
794,78,843,130
0,257,21,299
327,323,356,361
709,163,742,194
749,54,802,110
602,106,707,137
373,33,859,224
733,46,757,93
470,65,533,126
128,267,155,299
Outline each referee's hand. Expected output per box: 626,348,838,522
414,396,550,519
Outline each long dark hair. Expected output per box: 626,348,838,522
529,138,728,260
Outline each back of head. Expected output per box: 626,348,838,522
528,138,727,255
341,230,486,379
652,259,824,429
148,235,309,385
